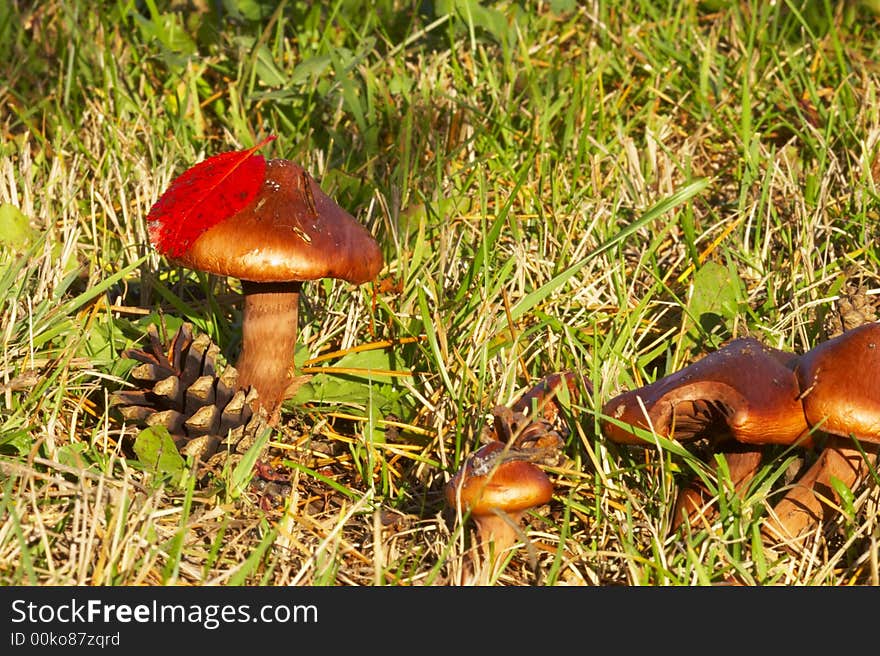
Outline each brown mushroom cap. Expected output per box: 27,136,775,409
173,159,383,284
601,338,809,446
445,441,553,517
796,322,880,442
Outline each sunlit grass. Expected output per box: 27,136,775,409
1,0,879,586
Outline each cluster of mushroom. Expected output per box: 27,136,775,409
599,324,880,541
440,325,880,577
445,373,575,577
141,136,878,566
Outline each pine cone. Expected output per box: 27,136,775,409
824,283,878,339
112,323,267,468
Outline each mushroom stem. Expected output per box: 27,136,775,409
470,512,529,582
673,446,764,530
475,511,531,560
763,437,880,543
474,514,520,554
235,280,302,419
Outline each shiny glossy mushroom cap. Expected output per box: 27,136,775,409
601,338,809,446
796,322,880,441
174,159,384,284
445,441,553,517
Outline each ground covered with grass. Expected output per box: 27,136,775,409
1,0,879,586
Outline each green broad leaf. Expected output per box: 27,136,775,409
289,54,332,86
681,260,745,354
318,347,412,385
365,397,386,445
290,347,412,414
253,43,287,87
0,203,37,251
133,426,187,487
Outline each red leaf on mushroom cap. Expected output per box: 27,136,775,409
147,135,277,258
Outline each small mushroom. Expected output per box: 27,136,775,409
601,337,809,447
445,441,553,567
149,155,383,421
444,373,575,581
